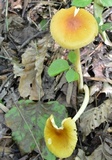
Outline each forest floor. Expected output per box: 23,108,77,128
0,0,112,160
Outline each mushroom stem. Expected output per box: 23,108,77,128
74,49,84,91
73,84,89,122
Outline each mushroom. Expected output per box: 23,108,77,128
44,84,89,158
44,6,98,158
50,6,98,91
49,6,98,121
44,115,77,158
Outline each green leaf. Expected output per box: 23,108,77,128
71,0,92,7
100,0,112,7
0,100,2,103
5,100,67,159
48,59,69,77
42,147,56,160
100,23,112,31
39,19,48,31
68,51,77,64
65,69,79,82
94,2,104,25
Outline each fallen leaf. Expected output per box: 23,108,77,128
0,124,7,139
92,54,105,78
93,62,105,78
80,99,112,136
90,81,103,96
5,100,67,159
10,0,22,9
100,83,112,98
86,145,106,160
102,137,112,160
75,145,106,160
0,103,9,113
0,0,3,10
13,39,47,100
74,149,86,160
0,37,4,45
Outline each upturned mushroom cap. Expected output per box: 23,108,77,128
44,115,77,158
50,7,98,49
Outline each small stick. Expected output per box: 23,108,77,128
18,30,48,51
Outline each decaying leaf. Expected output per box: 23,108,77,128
100,83,112,98
80,99,112,136
75,135,112,160
13,39,47,100
10,0,22,9
81,136,112,160
5,100,67,159
90,81,103,96
75,145,106,160
0,36,4,45
75,149,86,160
86,145,106,160
0,0,3,10
92,53,105,79
102,137,112,160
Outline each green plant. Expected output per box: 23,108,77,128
48,51,79,83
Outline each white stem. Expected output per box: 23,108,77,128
73,85,89,122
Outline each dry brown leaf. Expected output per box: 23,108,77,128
13,39,47,100
0,103,9,113
100,83,112,98
75,146,106,160
86,145,106,160
90,81,103,96
102,137,112,160
0,0,3,10
92,55,105,78
80,99,112,136
75,149,86,160
93,63,105,78
83,135,112,160
10,0,22,9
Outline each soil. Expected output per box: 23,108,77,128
0,1,112,160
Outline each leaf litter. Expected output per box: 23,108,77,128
80,99,112,136
5,100,67,159
13,39,47,100
0,0,112,160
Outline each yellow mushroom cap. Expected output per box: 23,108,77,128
44,115,77,158
50,7,98,49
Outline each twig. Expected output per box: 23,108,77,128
0,103,9,113
0,74,13,92
84,76,112,84
18,30,48,51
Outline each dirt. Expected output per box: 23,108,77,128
0,0,112,160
